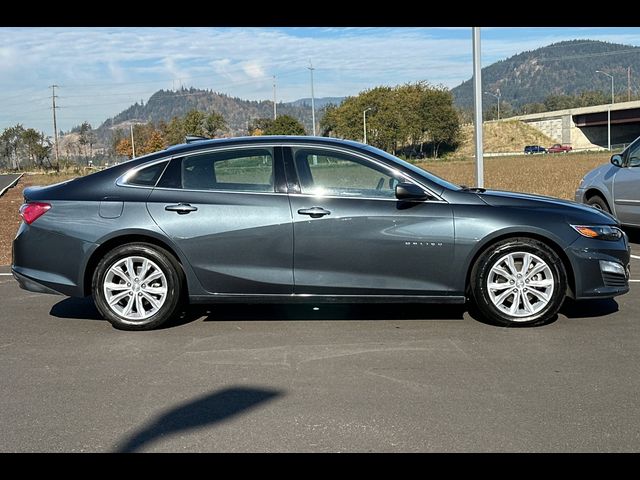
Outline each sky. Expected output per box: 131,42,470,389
2,26,640,136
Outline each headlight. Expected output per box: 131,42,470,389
571,225,623,241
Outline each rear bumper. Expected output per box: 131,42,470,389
12,222,92,297
12,268,64,295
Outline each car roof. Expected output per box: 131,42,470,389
163,135,367,155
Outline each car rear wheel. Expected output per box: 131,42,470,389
92,243,183,330
470,238,567,327
586,195,610,213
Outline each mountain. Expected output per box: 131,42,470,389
286,97,345,109
452,40,640,110
97,89,344,138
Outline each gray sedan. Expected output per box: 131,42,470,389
576,138,640,226
12,136,630,330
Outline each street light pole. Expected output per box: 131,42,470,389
363,107,372,144
483,89,501,120
596,70,614,151
308,60,316,136
272,75,277,120
472,27,484,188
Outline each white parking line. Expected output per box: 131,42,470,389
0,273,12,276
631,254,640,260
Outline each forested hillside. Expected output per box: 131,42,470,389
453,40,640,112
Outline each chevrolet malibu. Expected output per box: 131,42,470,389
12,136,630,330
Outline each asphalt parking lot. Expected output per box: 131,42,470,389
0,174,22,198
1,232,639,452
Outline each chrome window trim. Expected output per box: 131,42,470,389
115,142,445,201
151,186,288,196
287,193,445,203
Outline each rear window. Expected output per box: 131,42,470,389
125,161,167,187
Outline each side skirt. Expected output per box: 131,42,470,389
189,294,467,304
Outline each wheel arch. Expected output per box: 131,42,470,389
465,231,576,299
584,188,613,212
83,232,192,297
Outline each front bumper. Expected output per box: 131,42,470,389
565,233,630,299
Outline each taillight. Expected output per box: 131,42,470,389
19,202,51,225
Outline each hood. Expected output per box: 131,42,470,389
477,189,619,225
578,163,618,188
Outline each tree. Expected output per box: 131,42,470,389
163,116,184,146
203,112,227,138
139,128,166,155
1,124,26,170
161,109,227,145
265,115,306,135
248,118,274,136
322,82,460,158
78,121,94,163
22,129,52,168
422,90,460,158
182,110,206,137
319,104,339,136
115,138,133,158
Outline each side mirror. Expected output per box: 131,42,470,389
610,154,623,167
395,182,429,201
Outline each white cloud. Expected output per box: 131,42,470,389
242,61,266,79
1,27,639,134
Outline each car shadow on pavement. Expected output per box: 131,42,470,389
49,296,103,321
49,297,619,328
166,303,468,328
114,386,282,453
560,298,619,318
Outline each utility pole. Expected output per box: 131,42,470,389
130,124,136,158
483,89,501,120
472,28,484,188
50,85,60,172
308,60,316,136
363,107,372,144
273,75,277,120
628,66,632,102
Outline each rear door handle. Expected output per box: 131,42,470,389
165,203,198,214
297,207,331,218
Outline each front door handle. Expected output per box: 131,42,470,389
297,206,331,218
165,203,198,214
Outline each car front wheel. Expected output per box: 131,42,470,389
471,238,567,327
586,195,610,213
92,243,183,330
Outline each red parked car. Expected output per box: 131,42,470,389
548,144,572,153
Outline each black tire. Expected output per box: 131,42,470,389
92,243,183,331
470,237,567,327
586,194,610,213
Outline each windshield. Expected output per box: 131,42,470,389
362,144,462,191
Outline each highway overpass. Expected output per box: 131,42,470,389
509,100,640,150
